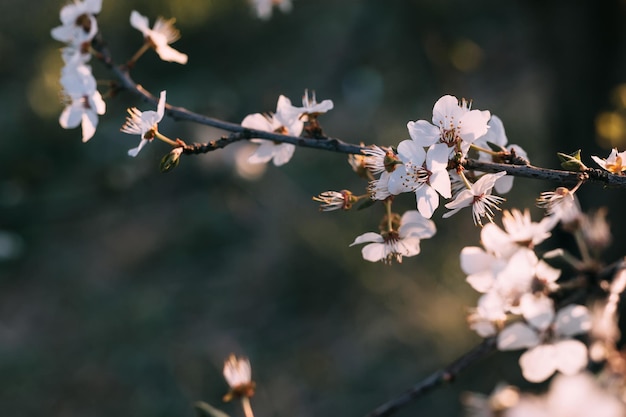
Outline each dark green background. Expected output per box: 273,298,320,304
2,0,626,416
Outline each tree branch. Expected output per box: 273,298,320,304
92,38,626,189
365,337,497,417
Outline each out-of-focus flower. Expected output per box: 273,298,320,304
463,383,520,417
51,0,101,49
243,95,304,166
299,89,333,116
498,304,591,382
536,187,581,225
223,354,255,402
121,90,167,157
443,172,507,226
59,64,106,142
350,210,436,264
580,207,612,252
407,95,490,160
506,372,625,417
249,0,293,20
591,148,626,174
473,115,528,194
130,11,188,64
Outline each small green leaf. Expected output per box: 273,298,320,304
486,141,506,153
557,150,587,171
194,401,231,417
160,148,183,173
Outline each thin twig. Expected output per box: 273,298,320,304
365,337,496,417
91,38,626,188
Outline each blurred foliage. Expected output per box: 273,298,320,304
2,0,626,416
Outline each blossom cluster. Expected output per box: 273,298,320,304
51,0,105,142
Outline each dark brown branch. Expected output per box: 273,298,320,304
91,38,626,189
365,337,496,417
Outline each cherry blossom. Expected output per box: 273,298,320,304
443,172,507,226
130,11,188,64
591,148,626,174
536,187,581,224
59,64,106,142
51,0,101,49
313,190,354,211
242,95,304,166
407,95,490,161
387,141,452,218
250,0,293,20
473,115,528,194
506,372,625,417
223,354,255,402
498,304,591,382
121,90,167,157
350,211,436,264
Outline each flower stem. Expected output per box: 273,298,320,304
385,199,393,232
458,170,473,190
240,397,254,417
470,143,500,156
155,131,180,147
127,42,151,67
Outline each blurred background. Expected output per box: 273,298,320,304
3,0,626,416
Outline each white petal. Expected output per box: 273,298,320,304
460,246,494,275
519,344,558,382
520,294,554,331
444,189,473,210
426,143,450,173
242,113,274,131
130,10,150,34
494,175,514,194
480,223,515,257
387,166,412,195
156,45,188,64
396,236,421,257
397,139,425,164
553,339,588,376
415,186,439,219
81,110,98,142
407,120,439,147
497,322,540,351
247,141,276,164
432,95,462,125
59,105,82,129
128,139,149,157
271,143,295,166
429,169,451,199
459,109,490,142
156,91,167,120
350,232,383,246
361,242,387,262
554,305,592,337
399,210,436,239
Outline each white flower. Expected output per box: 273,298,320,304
59,64,106,142
350,210,436,264
362,145,394,175
299,89,333,116
407,95,490,160
591,148,626,174
313,190,353,211
121,90,167,157
443,172,507,225
506,372,626,417
51,0,101,48
243,95,304,166
536,187,581,224
473,115,528,194
223,354,255,401
249,0,293,20
388,141,451,218
130,11,188,64
498,304,591,382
